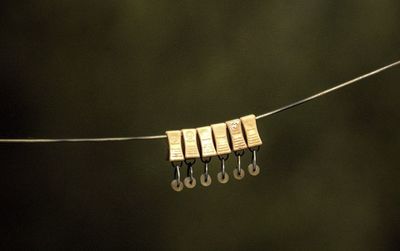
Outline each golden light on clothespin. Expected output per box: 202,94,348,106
166,115,263,192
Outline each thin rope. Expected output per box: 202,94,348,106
0,60,399,143
0,135,167,143
256,60,400,119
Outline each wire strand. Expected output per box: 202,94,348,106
0,135,167,143
255,60,400,119
1,60,399,143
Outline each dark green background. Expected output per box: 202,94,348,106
1,1,400,250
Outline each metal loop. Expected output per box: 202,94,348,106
174,165,181,182
184,159,196,165
220,158,226,174
249,146,260,152
234,150,245,157
201,157,211,163
187,164,194,180
218,154,229,161
251,149,257,167
204,162,209,178
171,161,183,168
237,154,242,172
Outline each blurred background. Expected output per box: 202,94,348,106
1,1,399,250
